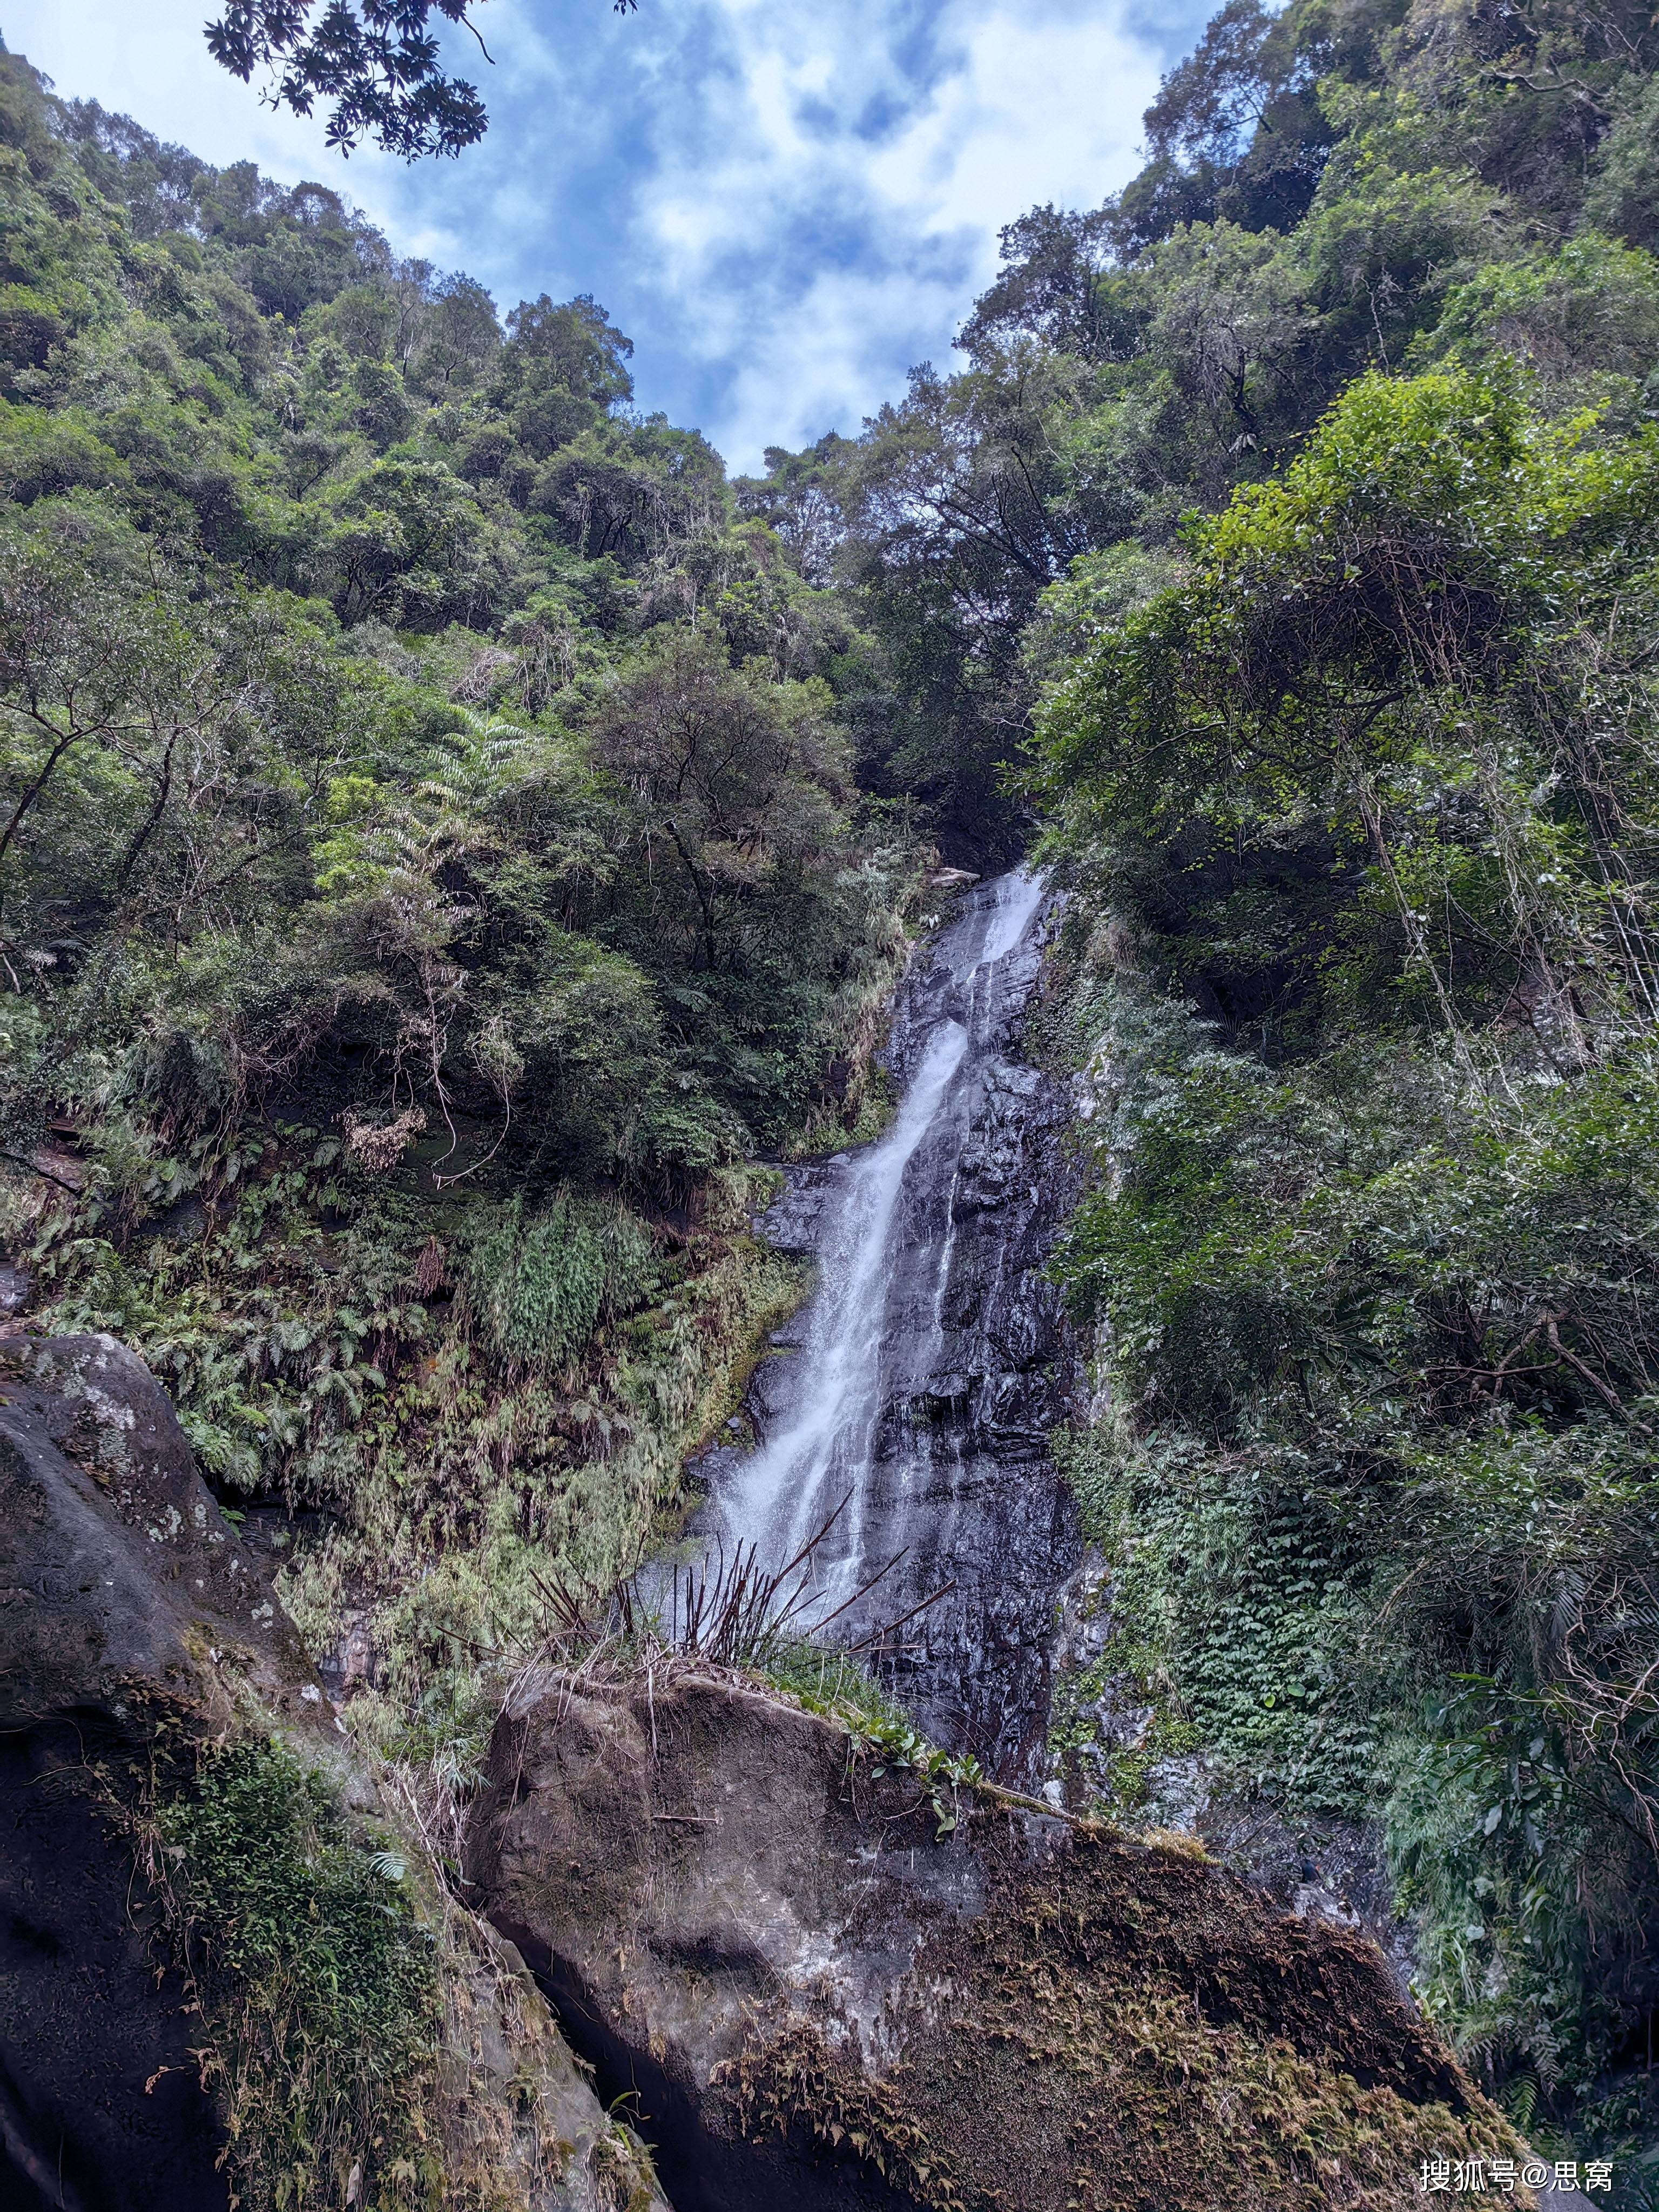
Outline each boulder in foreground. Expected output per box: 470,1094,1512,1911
469,1664,1534,2212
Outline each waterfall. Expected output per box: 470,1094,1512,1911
733,1016,971,1582
697,867,1079,1778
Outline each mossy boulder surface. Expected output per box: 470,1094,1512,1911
468,1667,1535,2211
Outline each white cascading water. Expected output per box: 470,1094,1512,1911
737,1019,968,1575
706,867,1049,1612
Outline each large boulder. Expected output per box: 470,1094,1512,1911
0,1332,322,2212
1,1331,328,1729
468,1665,1537,2212
0,1333,665,2212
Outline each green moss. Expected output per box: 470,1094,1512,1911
150,1737,442,2212
756,1641,984,1836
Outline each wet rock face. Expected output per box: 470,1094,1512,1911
886,1076,1079,1772
470,1669,1528,2212
0,1332,322,1725
702,875,1084,1785
868,986,1081,1781
473,1672,992,2212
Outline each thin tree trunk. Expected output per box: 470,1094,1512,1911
0,728,81,919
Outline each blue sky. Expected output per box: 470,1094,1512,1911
10,0,1208,470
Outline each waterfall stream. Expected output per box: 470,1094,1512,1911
693,867,1081,1781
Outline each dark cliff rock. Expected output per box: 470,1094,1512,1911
0,1331,331,1711
697,875,1084,1788
863,1007,1081,1778
469,1664,1536,2212
0,1333,665,2212
0,1331,326,2212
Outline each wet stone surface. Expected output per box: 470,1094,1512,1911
698,872,1083,1785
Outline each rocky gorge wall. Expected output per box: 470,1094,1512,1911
693,872,1083,1782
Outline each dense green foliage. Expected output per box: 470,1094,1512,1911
152,1737,441,2211
12,0,1659,2186
0,49,922,1694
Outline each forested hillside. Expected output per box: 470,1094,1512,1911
743,0,1659,2179
8,0,1659,2194
0,48,928,1712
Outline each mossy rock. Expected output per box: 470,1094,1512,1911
467,1667,1536,2211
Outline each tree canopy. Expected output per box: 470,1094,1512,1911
201,0,639,158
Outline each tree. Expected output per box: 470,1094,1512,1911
318,457,487,625
830,353,1104,858
956,205,1129,366
205,0,639,158
590,629,846,975
0,512,347,959
406,272,501,393
206,0,476,158
1036,366,1659,1040
733,434,853,586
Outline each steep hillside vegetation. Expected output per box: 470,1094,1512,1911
741,0,1659,2183
0,49,928,1719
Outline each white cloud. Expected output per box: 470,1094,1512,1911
7,0,1195,468
623,0,1169,461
